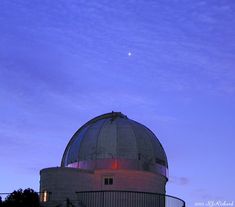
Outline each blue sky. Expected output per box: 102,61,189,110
0,0,235,206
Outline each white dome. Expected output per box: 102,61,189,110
61,112,168,177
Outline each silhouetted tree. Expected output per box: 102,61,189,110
3,188,40,207
0,196,2,207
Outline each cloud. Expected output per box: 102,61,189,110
169,176,190,186
1,0,235,97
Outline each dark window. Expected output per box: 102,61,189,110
104,177,113,185
104,178,109,185
109,178,113,185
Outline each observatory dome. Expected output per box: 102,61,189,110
61,112,168,177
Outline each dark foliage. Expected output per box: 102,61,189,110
2,188,40,207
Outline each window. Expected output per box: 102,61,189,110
104,177,113,185
40,190,49,202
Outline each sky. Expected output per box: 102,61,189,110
0,0,235,206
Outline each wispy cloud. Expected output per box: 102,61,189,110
169,176,190,186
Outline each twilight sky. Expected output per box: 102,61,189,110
0,0,235,206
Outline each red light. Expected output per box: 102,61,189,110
111,160,118,169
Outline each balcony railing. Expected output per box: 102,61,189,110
76,191,185,207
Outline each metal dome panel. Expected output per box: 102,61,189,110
61,112,168,177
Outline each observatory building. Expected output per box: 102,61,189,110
40,112,185,207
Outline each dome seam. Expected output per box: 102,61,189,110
95,118,110,160
77,122,94,161
126,120,140,161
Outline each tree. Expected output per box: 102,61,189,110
3,188,40,207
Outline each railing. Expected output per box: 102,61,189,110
76,191,185,207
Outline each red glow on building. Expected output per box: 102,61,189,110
111,160,118,169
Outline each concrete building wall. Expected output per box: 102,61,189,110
40,167,94,207
40,167,167,207
94,169,167,193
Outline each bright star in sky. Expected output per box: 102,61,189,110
128,52,132,56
